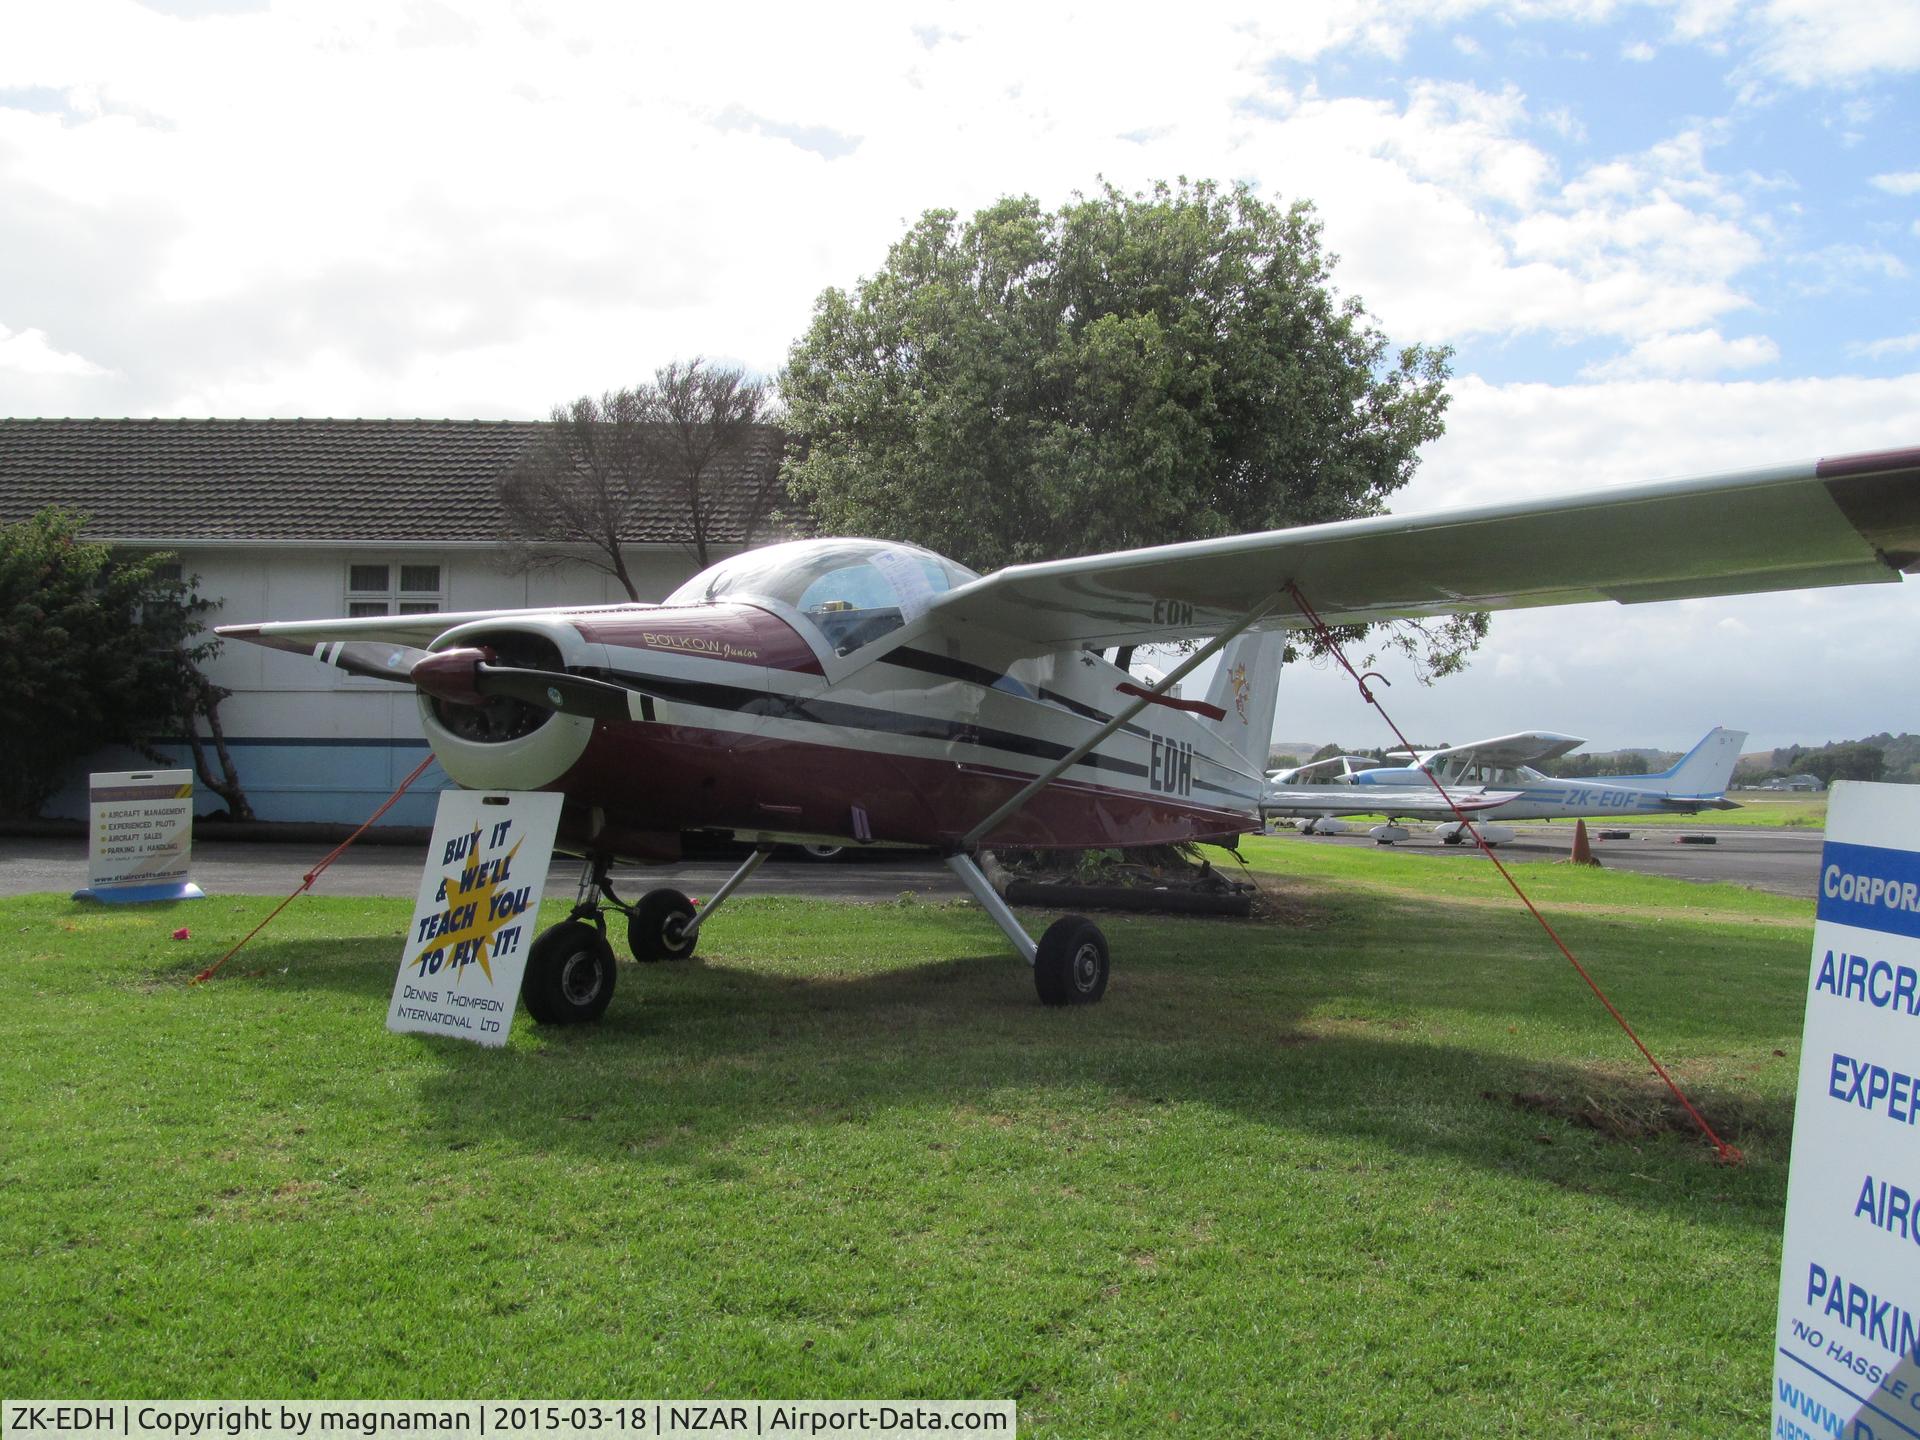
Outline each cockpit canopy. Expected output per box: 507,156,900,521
664,538,980,656
1430,758,1545,786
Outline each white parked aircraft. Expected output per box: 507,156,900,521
1266,728,1748,843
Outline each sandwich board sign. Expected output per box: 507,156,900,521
73,768,204,903
1773,782,1920,1439
388,789,562,1047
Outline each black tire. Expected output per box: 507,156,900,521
1034,915,1109,1006
628,888,697,963
797,843,845,861
521,920,617,1026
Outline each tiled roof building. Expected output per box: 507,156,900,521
1,417,798,825
0,417,790,544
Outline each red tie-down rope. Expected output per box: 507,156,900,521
1284,582,1743,1165
190,753,439,985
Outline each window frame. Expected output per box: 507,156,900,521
343,558,446,619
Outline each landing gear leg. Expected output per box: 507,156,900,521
944,853,1109,1007
627,846,772,962
522,853,620,1026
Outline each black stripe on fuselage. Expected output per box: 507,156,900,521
591,667,1151,779
885,645,1150,737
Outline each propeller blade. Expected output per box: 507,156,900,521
317,639,435,682
409,647,650,721
475,664,641,722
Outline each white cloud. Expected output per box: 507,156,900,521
1622,40,1658,61
1743,0,1920,86
0,322,110,378
1848,332,1920,360
1400,370,1920,514
1271,371,1920,751
0,2,1805,418
1791,243,1910,296
1580,328,1779,379
1873,171,1920,195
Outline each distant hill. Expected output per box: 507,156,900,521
1541,747,1683,779
1733,734,1920,785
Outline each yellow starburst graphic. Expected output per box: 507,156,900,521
408,830,530,986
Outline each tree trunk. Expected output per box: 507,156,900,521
610,552,641,602
187,692,255,821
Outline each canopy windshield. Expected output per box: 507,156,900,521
666,539,979,655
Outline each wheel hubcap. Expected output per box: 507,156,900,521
559,950,603,1005
1073,943,1100,990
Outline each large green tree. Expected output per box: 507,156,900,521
0,508,244,818
780,178,1487,676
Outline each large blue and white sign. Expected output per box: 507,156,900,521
1775,783,1920,1439
388,789,562,1048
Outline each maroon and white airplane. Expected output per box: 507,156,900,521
222,446,1920,1024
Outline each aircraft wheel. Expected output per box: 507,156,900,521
522,920,617,1026
629,888,698,963
1034,915,1109,1007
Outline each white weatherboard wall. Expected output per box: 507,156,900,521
1773,782,1920,1440
45,543,722,825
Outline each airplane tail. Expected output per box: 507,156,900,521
1200,628,1287,770
1615,726,1748,797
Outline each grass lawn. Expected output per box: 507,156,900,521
0,840,1817,1436
1624,792,1827,829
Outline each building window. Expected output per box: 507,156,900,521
346,561,443,617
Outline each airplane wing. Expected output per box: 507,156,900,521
1420,732,1586,769
1263,786,1519,819
921,446,1920,652
1267,755,1385,784
218,602,652,660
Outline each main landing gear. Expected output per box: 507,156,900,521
943,853,1109,1006
519,846,1109,1026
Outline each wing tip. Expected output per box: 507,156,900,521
1819,447,1920,573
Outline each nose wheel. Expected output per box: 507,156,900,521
521,919,618,1025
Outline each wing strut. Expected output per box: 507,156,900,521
959,592,1282,851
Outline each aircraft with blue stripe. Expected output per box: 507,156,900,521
1266,727,1747,843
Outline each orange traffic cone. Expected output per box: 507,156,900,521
1567,818,1602,867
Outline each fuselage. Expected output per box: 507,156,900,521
414,542,1268,862
1345,761,1726,821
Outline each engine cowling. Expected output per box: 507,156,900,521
416,619,605,792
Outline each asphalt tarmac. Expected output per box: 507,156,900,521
1274,821,1827,898
0,835,966,903
1,822,1827,901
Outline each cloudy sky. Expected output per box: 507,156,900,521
4,0,1918,754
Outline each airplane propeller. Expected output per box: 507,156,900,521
316,640,643,722
409,646,643,722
